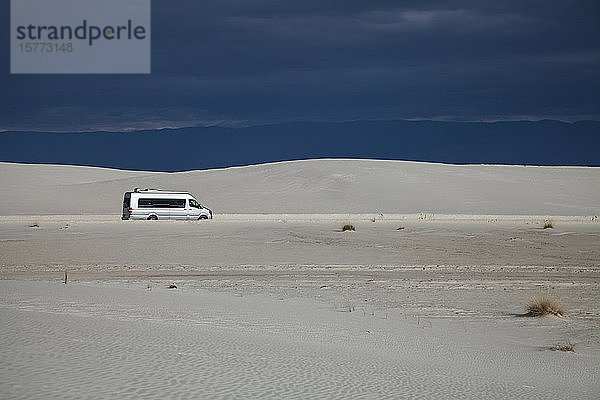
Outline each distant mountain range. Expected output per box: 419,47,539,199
1,120,598,171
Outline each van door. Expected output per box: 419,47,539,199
139,198,171,220
188,198,201,220
122,192,131,220
169,199,187,220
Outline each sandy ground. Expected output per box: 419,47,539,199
1,216,599,399
1,160,599,398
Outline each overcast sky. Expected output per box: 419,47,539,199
1,0,599,131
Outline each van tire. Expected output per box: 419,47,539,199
147,215,158,220
198,215,208,220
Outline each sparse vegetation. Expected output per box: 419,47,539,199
29,221,39,228
338,303,355,312
396,226,405,230
168,283,178,289
334,300,356,312
549,342,576,352
342,224,355,232
526,295,564,317
543,219,554,229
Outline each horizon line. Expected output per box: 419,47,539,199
1,117,599,134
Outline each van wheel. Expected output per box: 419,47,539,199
147,215,158,220
198,215,208,220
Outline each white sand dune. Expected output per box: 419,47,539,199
1,159,599,215
1,159,600,399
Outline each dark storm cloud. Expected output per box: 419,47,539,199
1,1,599,130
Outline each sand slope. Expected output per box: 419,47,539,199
2,280,599,399
1,159,599,215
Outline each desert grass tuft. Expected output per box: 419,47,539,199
29,221,39,228
342,224,355,232
338,302,355,312
543,219,554,229
526,295,564,317
549,342,576,352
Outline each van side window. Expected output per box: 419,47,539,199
171,199,185,208
138,198,155,208
138,198,185,208
189,199,199,208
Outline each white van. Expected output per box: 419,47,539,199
122,188,212,220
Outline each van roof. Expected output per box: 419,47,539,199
133,188,191,195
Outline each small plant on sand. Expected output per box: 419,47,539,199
549,342,576,352
543,219,554,229
342,224,355,232
337,302,355,312
29,221,39,228
526,295,564,317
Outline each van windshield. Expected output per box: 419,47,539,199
189,199,200,208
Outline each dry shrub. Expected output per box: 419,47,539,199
342,224,355,232
29,221,39,228
549,342,576,352
543,219,554,229
337,302,355,312
526,295,564,317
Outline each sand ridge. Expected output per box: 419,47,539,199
1,159,599,215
